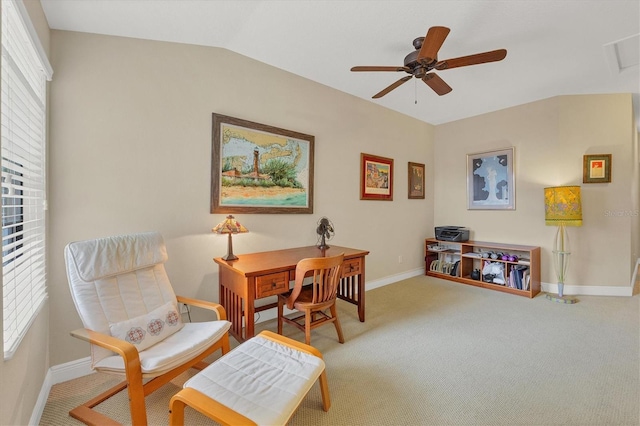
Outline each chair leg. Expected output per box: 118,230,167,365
318,370,332,412
169,393,187,426
305,310,312,345
330,304,344,344
126,364,148,425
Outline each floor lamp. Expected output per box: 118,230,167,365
544,186,582,304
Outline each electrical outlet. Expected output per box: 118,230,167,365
398,255,403,263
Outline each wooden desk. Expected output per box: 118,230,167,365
214,245,369,342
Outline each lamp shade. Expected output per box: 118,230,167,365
544,186,582,227
212,215,248,234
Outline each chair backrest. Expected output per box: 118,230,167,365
64,231,178,365
287,253,344,308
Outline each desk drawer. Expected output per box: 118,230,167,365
341,258,362,277
255,272,289,298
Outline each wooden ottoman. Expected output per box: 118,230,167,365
169,330,330,425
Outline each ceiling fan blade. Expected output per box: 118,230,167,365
422,73,452,96
351,66,410,72
417,26,450,64
372,76,413,99
435,49,507,70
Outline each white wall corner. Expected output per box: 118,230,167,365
31,357,93,425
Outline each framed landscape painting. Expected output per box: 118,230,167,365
360,153,393,201
467,147,515,210
211,113,314,214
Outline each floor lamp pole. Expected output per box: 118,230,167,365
548,223,577,303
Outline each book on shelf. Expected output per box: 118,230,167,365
509,265,529,290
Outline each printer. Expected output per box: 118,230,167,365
435,226,470,242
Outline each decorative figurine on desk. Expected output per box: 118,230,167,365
316,217,335,250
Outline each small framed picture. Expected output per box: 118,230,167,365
360,153,393,201
408,162,425,199
583,154,612,183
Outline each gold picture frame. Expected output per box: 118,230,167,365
583,154,611,183
408,162,425,199
211,113,314,214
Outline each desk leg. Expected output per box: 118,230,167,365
219,269,253,342
357,270,365,322
337,272,366,322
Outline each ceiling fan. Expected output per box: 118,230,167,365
350,26,507,99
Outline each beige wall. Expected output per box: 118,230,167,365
1,4,637,423
47,30,434,366
0,2,51,426
434,94,637,289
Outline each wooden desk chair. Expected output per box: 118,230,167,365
64,232,231,426
277,253,345,345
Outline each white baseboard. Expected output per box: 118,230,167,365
50,356,94,384
541,282,633,297
365,267,425,290
31,357,93,425
29,369,52,426
631,258,640,288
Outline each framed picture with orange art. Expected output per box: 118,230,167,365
583,154,611,183
360,153,393,201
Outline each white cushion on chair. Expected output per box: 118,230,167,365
109,301,184,351
95,320,231,375
183,335,325,425
66,231,168,282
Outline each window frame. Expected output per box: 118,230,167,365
1,0,53,360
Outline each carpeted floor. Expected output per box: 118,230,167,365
40,276,640,425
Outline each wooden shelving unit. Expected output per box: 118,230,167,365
425,238,540,298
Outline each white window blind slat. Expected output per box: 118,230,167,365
1,0,49,360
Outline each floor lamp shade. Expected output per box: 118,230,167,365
544,186,582,227
544,186,582,302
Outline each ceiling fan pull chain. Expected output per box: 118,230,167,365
415,79,418,104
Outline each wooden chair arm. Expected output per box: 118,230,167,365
176,295,227,321
70,328,140,360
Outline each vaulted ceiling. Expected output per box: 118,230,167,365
41,0,640,128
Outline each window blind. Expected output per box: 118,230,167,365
2,0,52,360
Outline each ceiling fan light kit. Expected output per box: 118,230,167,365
351,26,507,99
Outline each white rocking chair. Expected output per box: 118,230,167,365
64,231,231,425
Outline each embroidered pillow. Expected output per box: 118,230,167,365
109,301,184,351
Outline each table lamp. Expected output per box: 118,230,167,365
212,215,248,261
544,186,582,304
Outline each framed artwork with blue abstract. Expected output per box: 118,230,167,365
466,147,515,210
